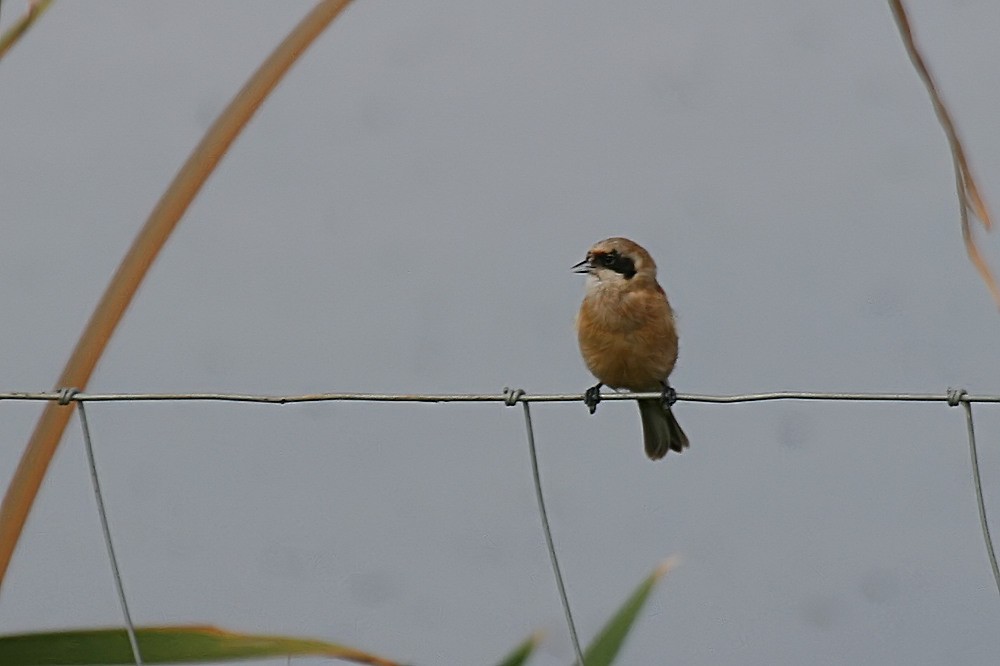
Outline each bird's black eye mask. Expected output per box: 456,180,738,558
594,250,636,279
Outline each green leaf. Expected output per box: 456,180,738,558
494,632,542,666
0,625,403,665
582,558,676,666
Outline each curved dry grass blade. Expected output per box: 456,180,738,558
888,0,999,308
956,161,1000,308
0,625,403,665
0,0,53,61
0,0,356,591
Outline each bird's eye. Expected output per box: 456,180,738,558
600,252,617,267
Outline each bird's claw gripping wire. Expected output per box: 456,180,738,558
660,382,677,409
584,383,603,414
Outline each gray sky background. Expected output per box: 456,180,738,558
2,1,1000,664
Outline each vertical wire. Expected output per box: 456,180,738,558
520,401,585,665
961,401,1000,596
77,401,144,665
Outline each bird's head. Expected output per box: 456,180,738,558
572,237,657,287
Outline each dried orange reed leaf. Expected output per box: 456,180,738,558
0,0,54,61
0,0,356,591
888,0,1000,309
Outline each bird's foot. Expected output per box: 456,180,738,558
659,382,677,409
584,383,603,414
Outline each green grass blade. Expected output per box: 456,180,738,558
0,625,403,665
582,558,676,666
494,632,542,666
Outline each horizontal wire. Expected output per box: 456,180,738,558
0,390,999,405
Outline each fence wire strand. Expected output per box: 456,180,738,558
3,389,1000,404
8,385,997,663
961,400,1000,595
73,396,143,665
517,396,586,665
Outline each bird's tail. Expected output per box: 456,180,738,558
638,398,689,460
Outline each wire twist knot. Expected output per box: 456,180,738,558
502,387,525,407
57,387,79,405
947,387,968,407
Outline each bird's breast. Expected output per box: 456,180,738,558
576,287,678,390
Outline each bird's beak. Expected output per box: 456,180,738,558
572,258,592,274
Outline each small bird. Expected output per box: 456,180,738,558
574,237,689,460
